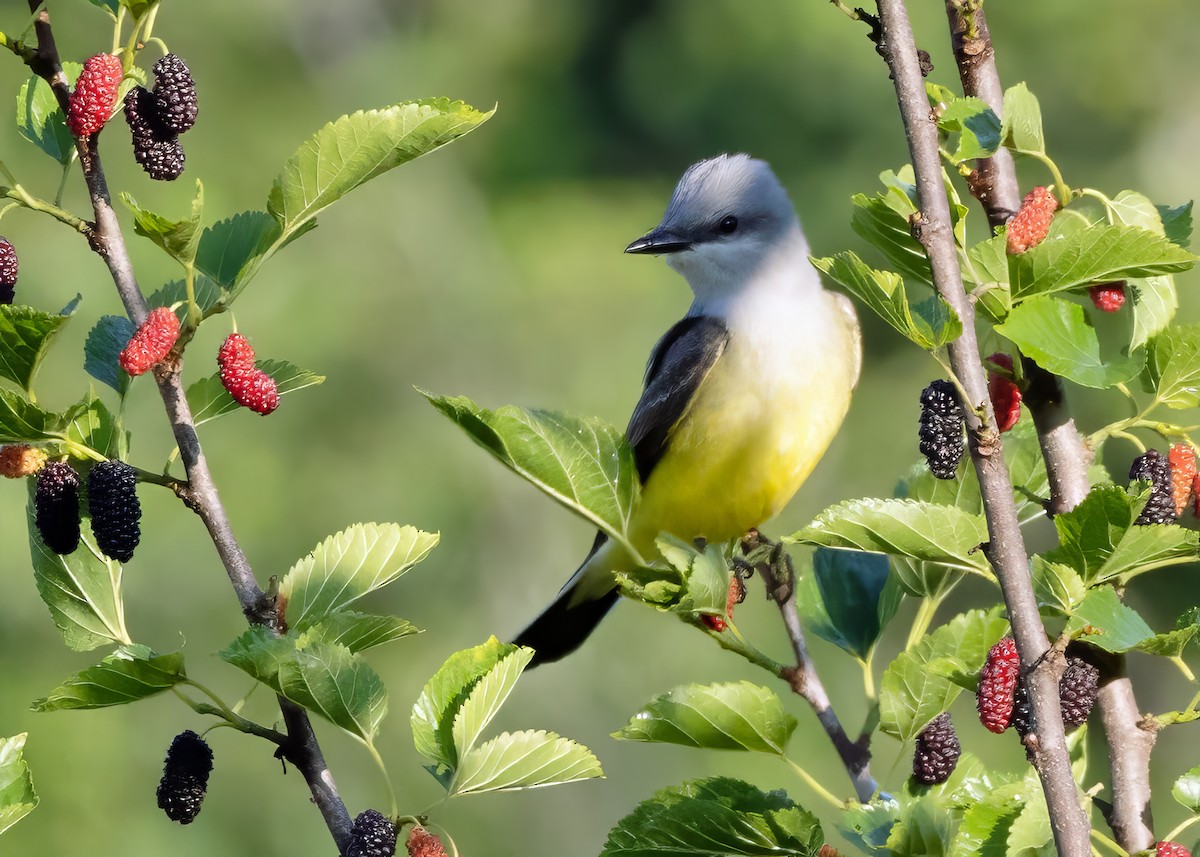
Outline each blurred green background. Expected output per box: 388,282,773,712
2,1,1200,854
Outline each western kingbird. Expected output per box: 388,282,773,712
514,153,862,665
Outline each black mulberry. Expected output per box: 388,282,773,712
1010,682,1034,738
918,380,965,480
1060,656,1099,731
124,86,185,181
34,461,81,555
151,54,198,135
87,460,141,563
1129,449,1176,525
0,236,17,305
912,712,960,785
156,730,213,824
347,809,398,857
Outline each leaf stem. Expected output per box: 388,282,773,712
364,740,399,819
781,755,844,809
2,183,89,234
1088,828,1126,856
1164,813,1200,844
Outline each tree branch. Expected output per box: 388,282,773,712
943,5,1153,849
25,3,353,850
872,2,1091,854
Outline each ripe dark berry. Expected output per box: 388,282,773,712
1168,444,1196,518
912,712,961,785
1156,842,1191,857
918,380,965,480
1088,282,1127,313
1059,656,1099,731
347,809,398,857
67,53,123,137
217,333,280,415
0,236,17,305
406,825,447,857
151,54,198,135
118,306,180,376
1129,449,1177,525
156,730,213,824
87,460,141,563
1006,186,1058,255
986,352,1022,433
1010,682,1034,738
124,86,186,181
977,637,1020,733
34,461,81,555
0,444,46,478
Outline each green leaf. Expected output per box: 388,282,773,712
280,522,438,630
0,390,70,444
83,315,134,397
0,300,76,394
65,389,125,460
298,612,420,653
119,0,159,21
1002,82,1045,154
1145,323,1200,408
452,648,534,763
1009,223,1197,301
1171,765,1200,813
450,730,602,796
26,483,130,651
121,181,205,268
839,799,900,854
194,210,281,293
1031,557,1086,616
185,359,326,425
811,252,960,350
849,194,933,286
1135,608,1200,658
424,392,639,548
995,296,1145,389
790,499,992,578
879,609,1007,741
1159,201,1193,248
1131,276,1178,352
30,645,185,711
948,783,1026,856
1110,190,1165,234
613,682,797,754
277,639,387,743
148,274,225,316
218,626,295,691
16,67,75,164
1005,774,1053,854
411,638,517,782
798,548,901,660
1064,587,1154,653
0,733,38,836
268,100,492,239
935,94,1001,162
657,534,729,618
602,776,824,857
87,0,120,15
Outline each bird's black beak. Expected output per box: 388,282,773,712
625,228,692,255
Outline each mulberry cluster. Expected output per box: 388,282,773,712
123,54,197,181
34,461,81,555
67,53,123,138
118,306,180,376
976,637,1020,733
0,236,17,305
0,444,46,478
218,333,280,415
87,460,141,563
1129,449,1177,525
1156,842,1192,857
1168,444,1197,517
347,809,398,857
1059,657,1100,730
156,730,213,824
1006,186,1058,254
406,825,447,857
986,353,1022,433
918,380,964,480
1088,281,1127,313
912,712,960,785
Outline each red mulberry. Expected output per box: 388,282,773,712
1006,187,1058,254
87,460,141,563
986,353,1022,433
118,306,180,376
1168,444,1196,518
217,333,280,415
34,460,81,555
406,825,447,857
67,53,123,138
977,637,1019,733
1088,282,1126,313
0,444,46,478
156,730,213,824
1156,843,1191,857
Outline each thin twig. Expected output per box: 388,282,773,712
23,3,353,851
871,2,1091,854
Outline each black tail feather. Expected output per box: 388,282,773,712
513,586,620,667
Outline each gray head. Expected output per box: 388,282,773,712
626,154,800,289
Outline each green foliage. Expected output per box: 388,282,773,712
186,360,326,425
83,316,135,397
16,67,76,165
1064,587,1154,653
797,548,901,661
613,682,797,754
30,645,185,711
0,734,38,836
0,301,77,394
1172,765,1200,813
122,181,206,270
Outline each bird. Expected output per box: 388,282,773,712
513,153,862,666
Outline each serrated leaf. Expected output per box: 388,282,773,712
0,733,38,836
185,359,326,425
1145,323,1200,408
1171,765,1200,812
411,638,517,781
797,548,900,660
936,95,1001,162
1131,276,1178,351
879,609,1007,741
424,392,639,549
0,390,70,444
947,783,1027,856
16,67,75,164
839,799,900,854
148,274,225,316
1135,608,1200,658
1065,587,1154,653
26,483,130,651
995,296,1145,388
280,523,438,630
1009,223,1197,300
450,729,602,796
121,181,205,268
30,645,185,711
298,612,419,653
218,625,295,691
1005,775,1053,854
1002,82,1045,154
268,99,492,238
790,498,992,578
849,193,933,286
0,302,76,393
602,776,824,857
658,534,728,618
1159,201,1193,248
614,682,796,755
64,390,125,459
885,795,958,857
194,210,281,291
83,315,135,397
811,252,960,349
1031,557,1086,616
277,639,387,743
452,649,534,763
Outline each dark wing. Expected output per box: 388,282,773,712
626,315,729,481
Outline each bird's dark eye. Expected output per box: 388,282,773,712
717,215,738,235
